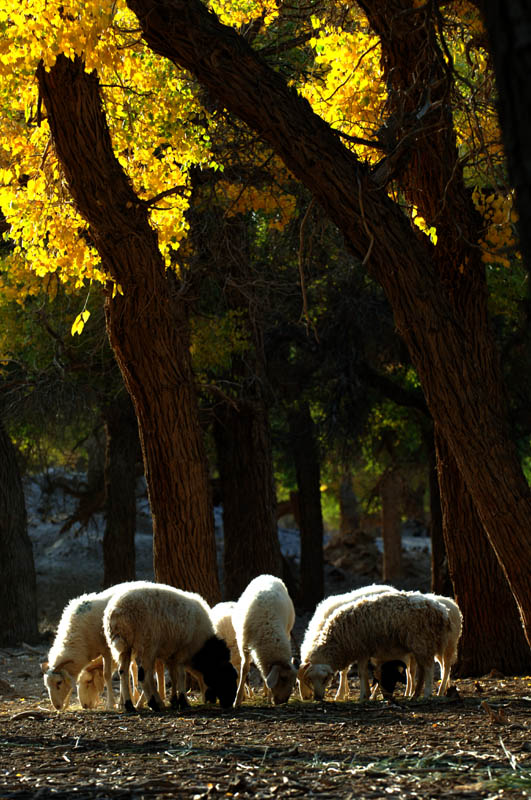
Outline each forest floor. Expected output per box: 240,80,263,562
2,473,529,798
0,654,530,800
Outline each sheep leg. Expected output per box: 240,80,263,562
155,659,166,701
102,654,116,710
437,658,450,696
357,659,371,701
136,656,163,711
117,649,135,712
422,659,435,698
335,668,350,701
405,656,416,697
411,661,426,698
167,661,188,710
235,652,251,706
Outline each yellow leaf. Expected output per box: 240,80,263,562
71,310,90,336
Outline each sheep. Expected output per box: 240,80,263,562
368,593,463,700
210,601,239,673
232,574,297,706
297,591,452,702
41,581,151,711
299,584,402,700
406,593,463,696
102,582,238,712
77,655,166,710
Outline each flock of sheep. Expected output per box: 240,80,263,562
41,575,463,712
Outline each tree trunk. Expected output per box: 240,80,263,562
213,399,282,600
436,432,531,674
339,473,360,538
0,419,39,645
125,0,531,647
37,56,220,604
480,1,531,269
102,392,139,588
287,402,324,610
425,431,451,596
379,470,403,582
358,0,531,668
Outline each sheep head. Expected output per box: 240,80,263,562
297,661,334,701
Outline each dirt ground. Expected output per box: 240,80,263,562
1,644,530,800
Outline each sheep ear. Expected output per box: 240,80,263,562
40,661,49,674
297,662,311,680
54,660,75,673
84,661,103,674
265,664,280,690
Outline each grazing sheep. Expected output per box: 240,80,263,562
41,582,150,711
103,582,238,712
233,574,297,706
297,592,452,701
411,593,463,696
211,601,239,673
299,584,400,701
77,655,166,710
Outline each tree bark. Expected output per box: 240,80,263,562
213,399,282,600
37,56,220,604
425,430,451,596
0,419,39,645
102,392,139,587
359,0,530,669
480,0,531,269
436,432,531,674
379,470,403,582
287,402,324,610
124,0,531,648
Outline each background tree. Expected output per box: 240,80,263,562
0,416,39,645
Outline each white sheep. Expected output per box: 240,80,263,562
103,582,238,711
41,582,149,711
232,574,297,706
297,591,452,701
77,655,166,709
410,593,462,696
299,584,401,701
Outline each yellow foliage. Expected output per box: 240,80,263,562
472,188,519,266
0,0,215,289
300,13,384,161
71,309,90,336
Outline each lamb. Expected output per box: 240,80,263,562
232,574,297,706
299,584,401,701
41,581,151,711
297,591,452,701
102,582,238,711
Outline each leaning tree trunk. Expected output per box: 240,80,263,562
0,418,39,645
214,398,282,600
125,0,531,648
424,429,451,596
102,391,139,588
436,433,531,674
37,56,220,604
287,402,324,610
358,0,530,670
